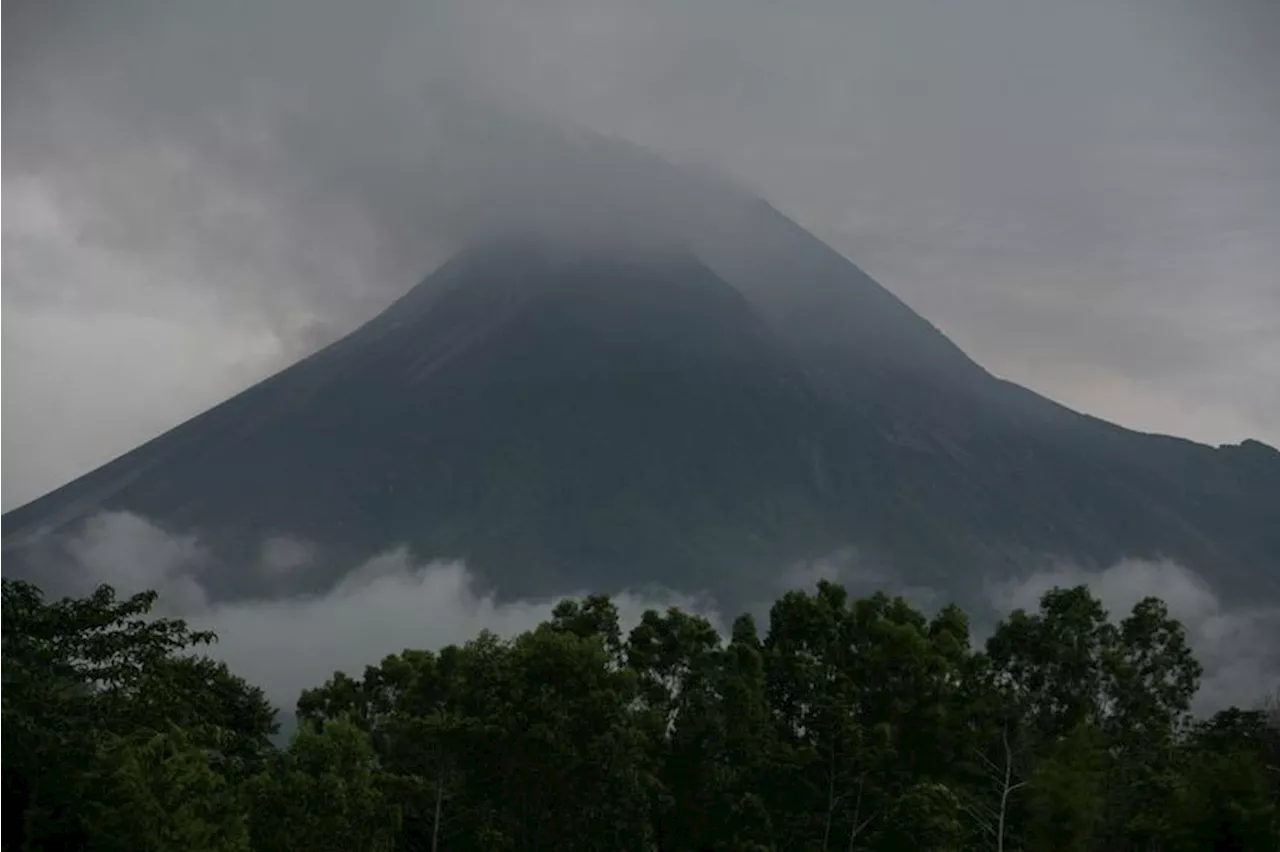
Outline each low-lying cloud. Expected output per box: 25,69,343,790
53,511,724,709
38,512,1280,715
64,511,213,612
776,545,1279,713
986,557,1280,713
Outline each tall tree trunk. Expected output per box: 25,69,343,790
822,741,837,851
432,768,444,852
997,725,1026,852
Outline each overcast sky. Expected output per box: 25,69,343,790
4,0,1279,510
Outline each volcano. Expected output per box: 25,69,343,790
5,183,1278,610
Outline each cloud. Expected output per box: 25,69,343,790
258,536,315,578
61,511,213,613
1,304,288,509
54,512,724,709
984,557,1219,622
986,557,1280,713
209,551,723,708
39,512,1280,713
773,548,1280,713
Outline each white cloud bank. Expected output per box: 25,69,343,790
986,557,1280,713
41,512,1279,714
774,546,1279,713
53,512,724,708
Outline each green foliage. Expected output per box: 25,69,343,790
880,781,963,852
247,717,398,852
5,576,1278,851
1022,723,1106,852
84,726,251,852
2,579,276,851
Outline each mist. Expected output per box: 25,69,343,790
985,557,1280,713
774,545,1279,713
44,511,1278,715
51,511,725,708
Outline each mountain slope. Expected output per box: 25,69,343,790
5,216,1278,610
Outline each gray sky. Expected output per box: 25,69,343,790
4,0,1279,509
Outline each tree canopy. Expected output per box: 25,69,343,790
4,577,1277,851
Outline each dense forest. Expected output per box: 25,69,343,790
3,577,1277,851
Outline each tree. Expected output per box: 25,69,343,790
495,623,651,850
761,584,965,850
8,575,1278,852
1167,708,1280,851
879,781,963,852
248,717,397,852
1106,597,1201,738
550,594,626,664
85,726,251,852
961,720,1032,852
2,579,276,851
1099,597,1203,848
763,583,876,849
1022,723,1106,852
984,586,1115,739
716,614,778,851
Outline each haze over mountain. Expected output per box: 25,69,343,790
5,134,1277,615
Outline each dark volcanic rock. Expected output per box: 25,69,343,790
5,206,1278,610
